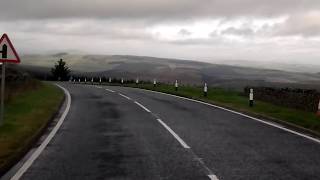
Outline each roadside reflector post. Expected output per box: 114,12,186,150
99,77,101,84
249,88,254,107
204,83,208,97
136,77,139,85
85,78,87,84
78,78,81,83
91,77,94,85
153,79,157,88
121,78,124,84
109,77,112,83
175,80,178,91
316,99,320,116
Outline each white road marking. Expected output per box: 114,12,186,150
105,88,115,93
119,93,132,100
208,174,219,180
92,85,218,179
156,118,190,149
139,88,320,144
10,84,71,180
134,101,151,112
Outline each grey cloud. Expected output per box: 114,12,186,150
0,0,320,65
178,29,192,36
221,27,254,36
273,13,320,37
0,19,153,40
0,0,320,21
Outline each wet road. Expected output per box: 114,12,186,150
3,83,320,180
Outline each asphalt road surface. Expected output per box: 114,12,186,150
3,83,320,180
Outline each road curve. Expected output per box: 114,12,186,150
3,83,320,180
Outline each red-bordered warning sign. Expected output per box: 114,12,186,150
0,33,20,63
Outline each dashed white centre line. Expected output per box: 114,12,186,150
119,93,132,100
105,88,115,93
208,174,219,180
99,87,219,180
134,101,151,112
156,118,190,149
138,88,320,144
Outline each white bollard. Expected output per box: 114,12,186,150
99,77,102,84
121,78,124,84
204,83,208,97
136,78,139,85
85,78,87,83
249,88,254,107
109,77,112,83
153,79,157,87
175,80,178,91
78,78,81,83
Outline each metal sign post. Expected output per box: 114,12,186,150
0,62,5,125
0,34,21,126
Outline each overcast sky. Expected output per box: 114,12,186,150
0,0,320,65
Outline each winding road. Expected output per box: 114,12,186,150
2,83,320,180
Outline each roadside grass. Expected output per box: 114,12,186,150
103,82,320,134
0,82,64,171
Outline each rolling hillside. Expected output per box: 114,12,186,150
19,54,320,90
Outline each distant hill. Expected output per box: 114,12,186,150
19,54,320,90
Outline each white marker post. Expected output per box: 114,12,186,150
204,83,208,97
249,88,254,107
99,77,102,84
0,34,21,126
91,77,94,85
153,79,157,87
121,78,124,84
109,77,112,83
136,77,139,85
84,78,87,84
175,80,178,91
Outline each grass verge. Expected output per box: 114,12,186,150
0,82,64,175
100,82,320,135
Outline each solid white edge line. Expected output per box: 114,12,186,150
134,101,151,113
10,84,71,180
139,88,320,144
156,118,191,149
105,88,115,93
119,93,132,100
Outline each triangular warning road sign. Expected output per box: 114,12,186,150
0,33,20,63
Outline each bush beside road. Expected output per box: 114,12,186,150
0,82,64,175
